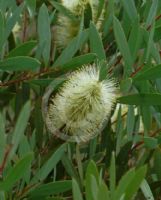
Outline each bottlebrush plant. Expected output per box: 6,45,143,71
0,0,161,200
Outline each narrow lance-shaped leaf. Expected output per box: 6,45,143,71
5,3,24,38
97,181,110,200
8,101,31,161
31,143,67,183
140,179,154,200
113,169,135,200
72,179,83,200
61,53,97,72
124,166,147,200
0,11,5,51
28,180,72,198
134,64,161,81
110,152,116,198
121,0,138,23
113,16,133,76
90,22,106,61
8,41,37,58
0,153,33,191
37,4,51,65
0,56,40,71
118,93,161,106
0,112,6,163
85,161,99,200
145,0,158,27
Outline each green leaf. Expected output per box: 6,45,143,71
0,56,40,71
0,0,11,12
142,28,160,64
126,105,135,139
30,77,65,87
128,20,142,60
120,78,132,94
61,154,80,183
5,3,24,38
96,0,105,20
85,161,99,200
97,182,110,200
8,41,37,57
0,11,5,51
118,93,161,106
25,0,36,17
144,137,158,149
110,152,116,198
0,191,5,200
113,16,133,76
115,106,124,155
145,0,158,27
154,25,161,41
90,175,98,200
37,4,51,65
153,149,161,180
86,161,99,183
134,64,161,81
121,0,138,23
89,22,106,61
72,179,83,200
141,106,151,132
28,181,72,198
0,112,6,163
0,153,33,191
50,0,78,21
31,143,67,183
89,137,97,159
114,169,135,200
124,166,147,200
145,22,155,62
140,179,154,200
61,53,96,72
8,101,31,161
84,3,92,29
53,20,88,67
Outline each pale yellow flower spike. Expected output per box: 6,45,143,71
55,0,104,49
45,64,117,143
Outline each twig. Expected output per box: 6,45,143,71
130,63,145,77
129,126,161,155
147,13,161,31
0,67,58,88
16,183,38,198
108,55,122,74
0,145,13,176
76,144,84,185
22,11,28,42
111,111,127,125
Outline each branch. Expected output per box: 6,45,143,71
0,145,13,176
0,67,58,88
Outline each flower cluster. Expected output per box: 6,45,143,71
55,0,104,49
45,64,117,143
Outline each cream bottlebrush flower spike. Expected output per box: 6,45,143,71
55,0,104,49
44,64,117,143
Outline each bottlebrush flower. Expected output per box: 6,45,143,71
55,0,104,49
44,64,117,143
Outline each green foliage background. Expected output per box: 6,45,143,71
0,0,161,199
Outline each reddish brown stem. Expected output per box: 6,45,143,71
147,13,161,31
22,11,28,42
129,126,161,155
0,67,57,88
0,145,12,175
130,63,145,77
